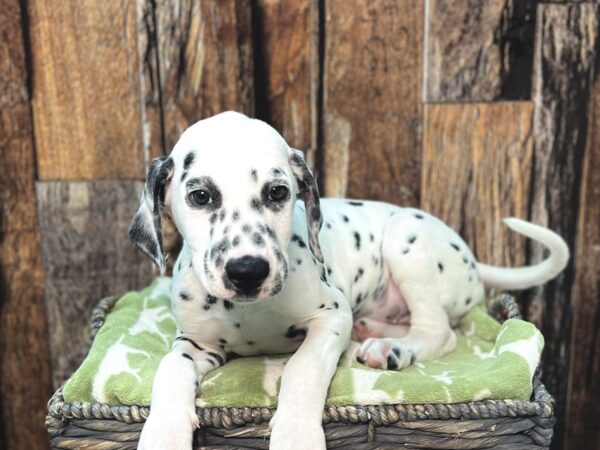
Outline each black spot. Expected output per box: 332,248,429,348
333,302,339,309
232,236,240,246
470,261,476,269
353,231,361,250
175,336,204,351
242,224,252,233
402,248,410,255
232,210,240,221
356,355,366,364
462,256,468,264
181,352,194,362
414,213,424,220
354,268,364,282
296,258,302,265
180,171,188,182
234,322,241,328
250,169,258,182
247,341,255,345
215,255,224,267
369,233,374,242
355,293,364,304
392,347,401,358
285,325,307,340
327,266,332,275
407,235,417,244
320,266,327,282
210,213,218,225
272,167,282,176
410,353,416,365
387,355,398,370
465,297,472,305
180,292,192,301
203,304,211,311
438,262,444,273
184,152,195,170
265,226,276,240
224,300,234,310
372,256,379,266
207,352,225,366
223,225,230,235
348,201,363,206
219,209,226,222
206,295,218,305
291,234,307,248
450,243,460,251
250,198,262,211
252,232,265,246
333,331,340,336
341,214,349,223
325,222,332,229
219,338,227,344
319,303,325,309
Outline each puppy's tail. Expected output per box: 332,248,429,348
477,218,569,290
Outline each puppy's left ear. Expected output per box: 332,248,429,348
289,148,323,263
129,156,174,274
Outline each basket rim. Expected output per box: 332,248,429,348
46,292,554,436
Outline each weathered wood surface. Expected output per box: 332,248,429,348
254,0,318,166
0,2,52,449
36,181,156,388
156,0,254,152
424,0,536,102
322,0,422,205
565,64,600,450
28,0,163,180
529,4,600,449
421,102,534,268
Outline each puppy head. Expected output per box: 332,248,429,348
129,111,322,301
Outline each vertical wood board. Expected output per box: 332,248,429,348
424,0,537,102
37,181,156,387
529,4,599,448
28,0,163,180
0,2,52,449
156,0,255,153
322,0,423,205
565,68,600,450
421,102,534,268
255,0,319,166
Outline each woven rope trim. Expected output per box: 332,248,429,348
46,293,554,438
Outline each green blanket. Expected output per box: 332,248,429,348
63,278,543,407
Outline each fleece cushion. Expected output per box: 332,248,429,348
63,278,543,408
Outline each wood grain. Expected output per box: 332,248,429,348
28,0,163,180
36,181,156,387
156,0,254,152
254,0,318,166
421,102,534,268
322,0,422,205
0,1,52,449
565,60,600,450
424,0,536,101
529,4,600,449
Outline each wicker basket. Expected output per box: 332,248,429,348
46,294,555,449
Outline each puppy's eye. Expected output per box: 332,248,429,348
190,190,211,206
269,185,289,202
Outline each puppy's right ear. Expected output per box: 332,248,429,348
129,156,174,274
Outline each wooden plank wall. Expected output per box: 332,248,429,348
0,1,598,449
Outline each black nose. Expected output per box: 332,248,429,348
225,256,270,292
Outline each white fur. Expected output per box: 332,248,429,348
133,111,569,450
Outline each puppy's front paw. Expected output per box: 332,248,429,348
138,406,198,450
356,338,416,370
269,410,325,450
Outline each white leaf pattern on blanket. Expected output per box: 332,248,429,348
92,335,150,403
129,296,173,346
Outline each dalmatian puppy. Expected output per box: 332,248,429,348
129,111,569,450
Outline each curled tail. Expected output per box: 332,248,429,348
477,218,569,290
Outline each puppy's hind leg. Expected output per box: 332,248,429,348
357,213,457,370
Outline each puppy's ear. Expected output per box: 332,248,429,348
289,148,323,263
129,156,174,274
